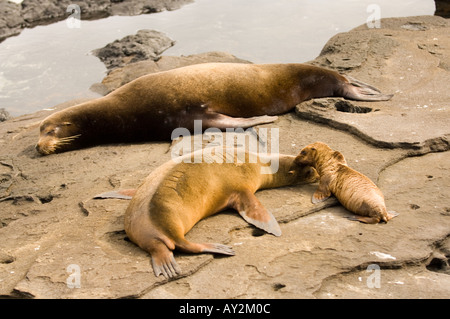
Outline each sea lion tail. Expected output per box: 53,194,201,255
342,76,393,101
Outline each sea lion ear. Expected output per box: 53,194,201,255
332,151,345,162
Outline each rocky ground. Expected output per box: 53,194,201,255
0,14,449,299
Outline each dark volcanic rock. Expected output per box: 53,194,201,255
0,1,24,40
435,0,450,18
92,30,175,71
0,108,10,122
0,0,194,42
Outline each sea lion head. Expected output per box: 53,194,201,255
296,164,320,183
35,118,81,155
285,156,319,184
294,142,347,172
294,146,316,166
294,142,334,166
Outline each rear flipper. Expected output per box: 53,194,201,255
93,189,136,200
150,238,234,279
150,241,182,279
343,76,393,101
347,211,399,224
201,243,236,255
231,190,282,236
176,239,235,256
386,211,399,221
152,251,181,279
347,215,381,224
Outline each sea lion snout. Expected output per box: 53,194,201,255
35,143,44,155
36,120,81,155
35,135,55,155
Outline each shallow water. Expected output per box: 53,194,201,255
0,0,435,117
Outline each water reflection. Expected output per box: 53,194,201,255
0,0,435,116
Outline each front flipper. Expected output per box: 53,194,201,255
204,111,278,129
312,189,331,204
312,176,332,204
231,191,282,236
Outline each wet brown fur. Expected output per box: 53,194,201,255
36,63,392,155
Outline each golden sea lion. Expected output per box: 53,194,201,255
36,63,393,155
294,142,398,224
99,148,319,278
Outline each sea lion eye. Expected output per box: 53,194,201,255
300,150,307,155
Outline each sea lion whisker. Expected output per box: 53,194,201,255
56,140,73,146
52,134,81,151
44,146,55,155
58,134,82,142
55,142,70,147
55,141,73,148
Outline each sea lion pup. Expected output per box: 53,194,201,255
113,148,318,278
294,142,398,224
36,63,393,155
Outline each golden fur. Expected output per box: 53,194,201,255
295,142,397,224
124,148,319,278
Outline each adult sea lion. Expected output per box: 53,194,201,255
103,148,318,278
36,63,393,155
294,142,398,224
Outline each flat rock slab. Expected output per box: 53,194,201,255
301,16,450,154
0,16,449,299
